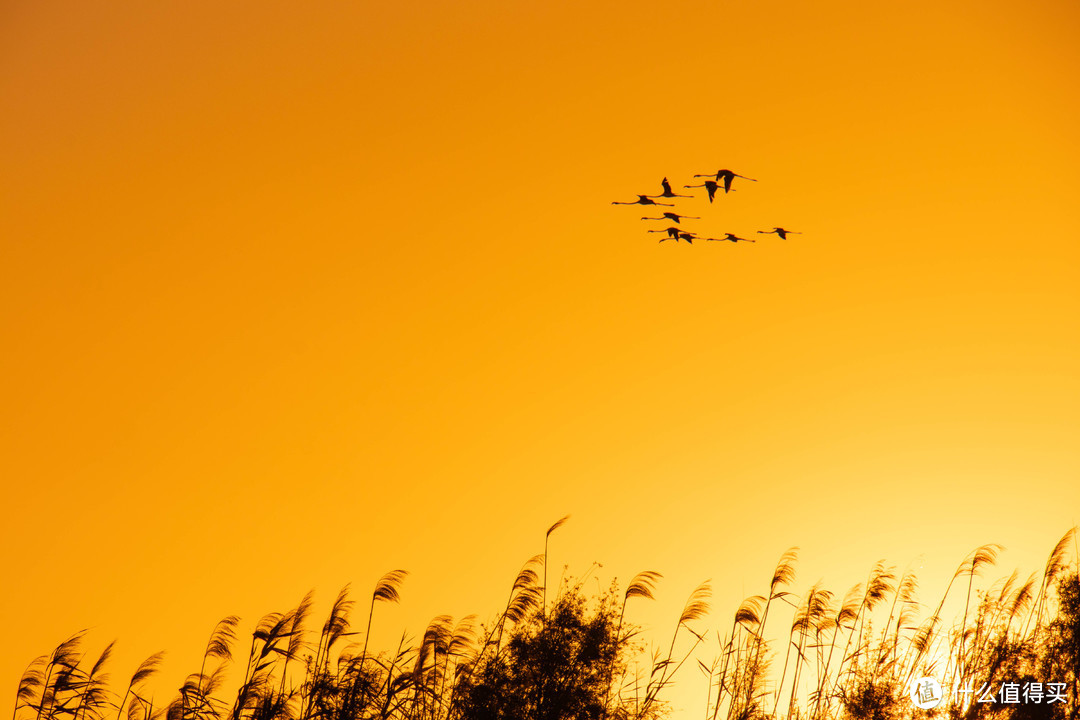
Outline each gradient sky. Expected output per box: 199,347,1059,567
3,1,1079,717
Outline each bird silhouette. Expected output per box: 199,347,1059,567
684,180,720,203
660,231,697,244
640,212,700,224
757,227,801,240
648,177,693,199
695,169,756,193
613,195,674,206
706,233,755,243
647,226,683,239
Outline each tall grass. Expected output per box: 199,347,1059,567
13,526,1079,720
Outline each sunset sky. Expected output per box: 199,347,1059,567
3,1,1079,716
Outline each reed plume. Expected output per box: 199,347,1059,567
362,571,408,664
604,571,662,720
1028,526,1077,641
543,515,571,618
72,642,114,720
114,653,165,720
640,581,711,719
743,548,798,715
30,631,88,720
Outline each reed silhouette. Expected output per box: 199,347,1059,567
13,527,1079,720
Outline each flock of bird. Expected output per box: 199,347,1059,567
612,169,800,245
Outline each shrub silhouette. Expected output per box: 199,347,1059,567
1035,571,1080,720
453,584,653,720
838,676,902,720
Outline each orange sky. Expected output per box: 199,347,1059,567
3,1,1079,717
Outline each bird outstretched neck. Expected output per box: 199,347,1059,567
613,194,674,206
684,181,720,202
641,212,700,223
757,227,801,239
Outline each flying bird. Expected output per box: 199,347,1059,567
684,180,720,203
647,226,683,239
706,233,755,243
660,231,697,244
640,212,700,224
695,169,756,193
648,177,693,199
757,227,801,239
613,195,674,206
